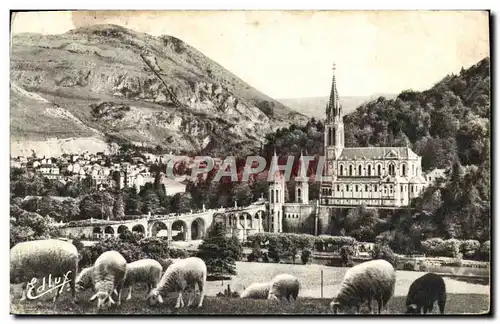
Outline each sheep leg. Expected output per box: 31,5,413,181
367,300,373,314
377,297,383,314
438,298,446,315
175,292,184,308
126,286,132,301
70,268,77,302
197,280,205,308
20,284,27,302
186,291,194,307
116,282,124,306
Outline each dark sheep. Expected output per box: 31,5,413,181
405,273,446,314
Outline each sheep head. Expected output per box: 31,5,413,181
405,304,420,314
330,300,341,314
147,289,164,305
90,291,115,309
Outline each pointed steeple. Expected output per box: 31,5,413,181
297,150,308,180
326,63,342,122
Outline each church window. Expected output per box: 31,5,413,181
411,186,414,193
275,190,279,203
340,165,344,176
365,184,369,191
349,165,353,176
400,185,403,192
297,188,302,200
367,165,372,176
346,185,350,191
270,190,274,203
402,164,406,176
358,165,362,176
337,185,340,191
355,185,358,192
374,185,378,191
328,128,332,146
377,164,382,176
388,163,395,176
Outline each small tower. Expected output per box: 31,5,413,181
295,150,309,204
268,149,285,233
324,63,345,177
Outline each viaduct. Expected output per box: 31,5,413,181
57,202,267,242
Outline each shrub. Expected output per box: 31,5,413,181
421,238,462,258
301,249,312,265
371,243,396,267
461,240,481,258
403,261,415,271
339,245,355,266
247,245,263,262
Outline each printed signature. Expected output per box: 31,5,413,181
26,271,73,300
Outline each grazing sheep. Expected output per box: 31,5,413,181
90,251,127,309
10,239,78,302
240,282,271,299
405,273,447,314
75,267,94,292
123,259,163,301
268,274,300,302
148,257,207,308
330,259,396,314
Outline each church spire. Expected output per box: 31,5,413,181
326,63,342,122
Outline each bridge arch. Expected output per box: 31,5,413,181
241,212,252,228
117,225,128,234
131,224,145,237
254,210,265,230
104,226,114,235
150,221,168,237
171,220,188,241
191,218,205,240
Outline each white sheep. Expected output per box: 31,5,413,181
10,239,79,302
267,274,300,302
240,282,271,299
90,251,127,309
75,267,94,292
148,257,207,308
330,259,396,314
123,259,163,301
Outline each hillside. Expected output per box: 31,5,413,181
265,57,491,242
10,24,307,157
279,93,397,119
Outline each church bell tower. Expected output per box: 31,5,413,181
324,63,344,177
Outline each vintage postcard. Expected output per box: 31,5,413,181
9,10,491,315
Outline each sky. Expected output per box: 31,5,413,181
10,10,490,99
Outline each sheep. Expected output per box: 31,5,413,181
90,251,127,310
123,259,163,301
330,259,396,314
267,274,300,302
148,257,207,308
240,282,271,299
10,239,78,302
76,266,119,297
75,267,94,292
405,273,446,314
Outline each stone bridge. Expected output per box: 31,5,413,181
58,203,268,242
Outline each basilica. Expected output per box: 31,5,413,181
267,64,430,234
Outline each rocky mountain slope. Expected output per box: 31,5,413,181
279,93,397,119
10,24,307,157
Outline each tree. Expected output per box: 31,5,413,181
196,222,242,278
344,205,382,241
113,192,125,220
232,182,253,206
339,245,355,266
371,243,396,267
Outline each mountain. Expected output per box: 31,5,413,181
10,24,307,157
278,93,397,119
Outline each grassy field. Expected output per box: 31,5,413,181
203,262,491,298
10,262,491,315
10,292,490,315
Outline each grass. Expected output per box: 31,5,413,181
10,261,491,315
10,290,490,315
202,262,491,298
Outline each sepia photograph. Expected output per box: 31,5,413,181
8,9,491,316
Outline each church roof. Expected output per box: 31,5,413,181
338,146,419,160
